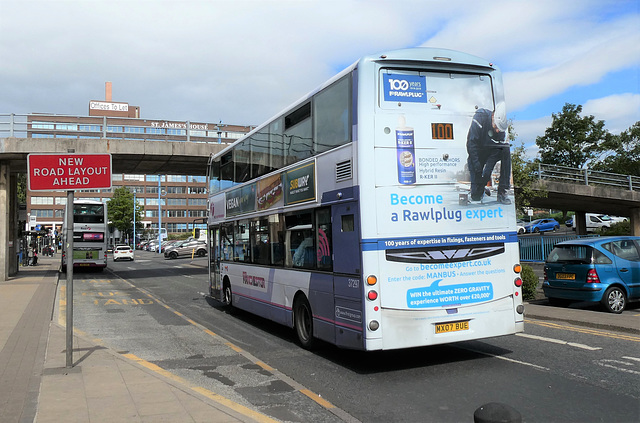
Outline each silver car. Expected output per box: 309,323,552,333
164,240,207,259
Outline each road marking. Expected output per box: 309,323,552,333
123,353,280,423
526,319,640,342
623,356,640,362
462,346,550,371
301,389,335,409
517,333,602,350
595,359,640,375
88,270,358,422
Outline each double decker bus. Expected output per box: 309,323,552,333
206,48,524,350
61,199,108,272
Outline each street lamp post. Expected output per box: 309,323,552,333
157,176,165,254
133,192,137,248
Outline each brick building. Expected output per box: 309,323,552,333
24,83,253,242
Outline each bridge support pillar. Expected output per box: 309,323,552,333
631,208,640,237
0,161,19,281
574,211,587,235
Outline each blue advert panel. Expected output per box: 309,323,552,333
407,279,493,309
382,73,427,103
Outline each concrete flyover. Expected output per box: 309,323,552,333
517,163,640,236
0,137,226,281
0,137,225,175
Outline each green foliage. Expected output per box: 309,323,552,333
595,220,631,236
107,187,143,240
536,103,609,169
512,141,547,212
17,173,27,203
509,123,547,213
520,264,538,301
591,121,640,176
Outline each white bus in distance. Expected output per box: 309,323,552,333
206,47,524,351
61,199,108,272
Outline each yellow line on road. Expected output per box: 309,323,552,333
192,387,280,423
526,319,640,342
123,353,279,423
225,342,243,353
300,389,336,409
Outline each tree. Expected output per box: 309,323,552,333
509,124,546,213
107,187,143,242
591,121,640,176
536,103,609,168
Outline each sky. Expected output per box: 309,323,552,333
1,0,638,157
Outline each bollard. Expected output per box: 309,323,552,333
474,402,522,423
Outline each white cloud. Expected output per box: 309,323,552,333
582,93,640,134
0,0,638,129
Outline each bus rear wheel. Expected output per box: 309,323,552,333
294,296,316,349
222,282,232,307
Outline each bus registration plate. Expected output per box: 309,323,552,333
436,321,469,334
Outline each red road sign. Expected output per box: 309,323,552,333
27,153,112,191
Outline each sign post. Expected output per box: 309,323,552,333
65,190,74,368
27,153,112,368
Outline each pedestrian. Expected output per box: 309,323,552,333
466,102,512,204
27,246,34,266
31,247,38,266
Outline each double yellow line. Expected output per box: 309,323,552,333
526,319,640,342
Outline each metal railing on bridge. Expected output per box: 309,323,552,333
0,113,250,144
535,163,639,192
518,234,599,262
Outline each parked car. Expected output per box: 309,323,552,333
543,236,640,313
573,213,612,232
524,218,560,233
164,240,207,259
516,220,525,234
113,245,134,261
159,240,179,253
565,217,573,227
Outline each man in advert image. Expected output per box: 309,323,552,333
466,102,511,205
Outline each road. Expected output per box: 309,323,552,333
62,250,640,423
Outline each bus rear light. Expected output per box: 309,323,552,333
513,264,522,273
367,290,378,301
514,278,523,287
368,320,380,331
366,275,377,285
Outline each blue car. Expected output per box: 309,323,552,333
524,218,560,233
543,236,640,313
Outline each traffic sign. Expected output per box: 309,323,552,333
27,153,112,191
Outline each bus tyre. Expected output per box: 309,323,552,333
223,282,232,307
294,297,316,349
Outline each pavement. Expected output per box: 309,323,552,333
0,256,638,423
0,255,272,423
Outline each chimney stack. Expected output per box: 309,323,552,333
105,82,112,101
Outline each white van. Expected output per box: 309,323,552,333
572,214,626,232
